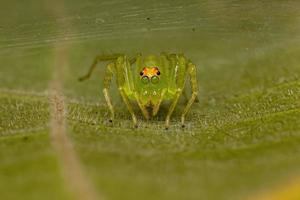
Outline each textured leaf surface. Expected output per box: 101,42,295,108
1,1,300,200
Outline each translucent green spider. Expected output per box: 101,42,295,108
79,53,198,129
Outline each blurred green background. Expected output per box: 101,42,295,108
0,0,300,200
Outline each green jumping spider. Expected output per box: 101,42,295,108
79,53,198,129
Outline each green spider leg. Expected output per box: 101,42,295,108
164,55,198,129
78,54,122,122
118,87,138,128
183,87,199,103
181,62,198,127
78,54,122,81
101,63,115,123
164,54,186,129
79,54,138,127
114,56,138,127
102,59,138,127
165,88,183,129
135,96,150,120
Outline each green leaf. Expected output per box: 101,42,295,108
1,1,300,200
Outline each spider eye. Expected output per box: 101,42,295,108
157,71,161,75
140,71,143,76
151,76,159,84
141,76,149,84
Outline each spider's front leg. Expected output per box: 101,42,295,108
102,59,138,128
115,57,138,128
103,63,116,123
165,88,183,129
164,54,186,130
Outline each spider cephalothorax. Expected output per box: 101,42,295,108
79,53,198,129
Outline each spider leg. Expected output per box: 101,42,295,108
164,54,186,129
181,62,198,127
79,54,122,81
165,88,183,129
103,56,138,128
119,88,138,128
183,84,199,103
116,56,138,128
135,97,150,120
103,62,116,123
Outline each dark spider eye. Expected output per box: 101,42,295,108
140,71,143,76
157,71,161,75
